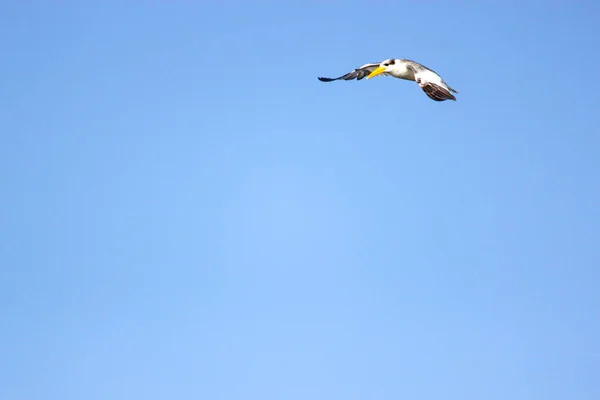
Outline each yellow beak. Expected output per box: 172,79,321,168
367,66,386,79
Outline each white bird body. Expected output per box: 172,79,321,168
318,58,458,102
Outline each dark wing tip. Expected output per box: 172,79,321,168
318,77,335,82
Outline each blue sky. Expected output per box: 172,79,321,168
1,1,599,399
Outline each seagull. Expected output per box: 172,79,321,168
318,59,458,101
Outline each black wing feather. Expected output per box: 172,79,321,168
420,82,456,101
318,63,380,82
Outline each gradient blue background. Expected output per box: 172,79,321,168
1,1,599,399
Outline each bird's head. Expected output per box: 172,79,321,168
367,59,397,79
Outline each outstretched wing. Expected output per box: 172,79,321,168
405,61,458,102
318,63,382,82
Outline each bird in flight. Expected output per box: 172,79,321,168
318,59,458,101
